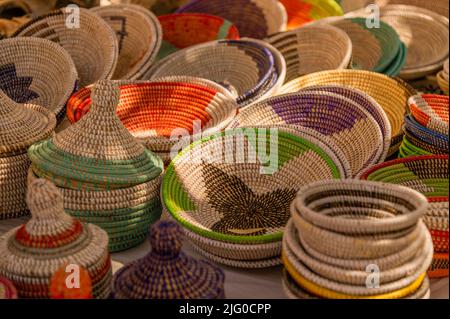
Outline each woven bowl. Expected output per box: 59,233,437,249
375,0,449,18
279,69,417,155
66,77,238,160
0,37,77,122
428,253,449,278
408,94,449,135
228,91,384,176
157,13,240,61
404,115,449,151
265,24,352,83
398,136,444,158
91,4,162,80
162,126,348,247
279,0,343,30
437,71,449,95
176,0,287,39
13,7,118,87
148,39,285,108
0,276,17,299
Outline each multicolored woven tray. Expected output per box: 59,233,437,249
0,178,112,299
91,4,162,80
176,0,287,39
0,37,77,122
157,13,240,61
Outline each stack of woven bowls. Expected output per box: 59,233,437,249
113,220,226,299
279,0,343,30
360,155,449,279
399,94,448,158
0,37,78,122
28,81,164,252
157,13,240,60
437,59,449,95
176,0,287,39
91,4,162,80
228,87,390,176
283,179,433,299
0,90,56,220
0,276,17,299
66,77,238,164
265,25,352,83
148,39,286,108
0,178,112,299
278,69,417,157
317,17,406,76
12,7,118,87
162,126,351,268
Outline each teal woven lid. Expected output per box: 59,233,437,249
28,81,163,190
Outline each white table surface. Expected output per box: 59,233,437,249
1,217,448,299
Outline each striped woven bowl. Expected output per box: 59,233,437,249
279,69,417,156
279,0,343,30
265,24,352,83
148,39,285,107
91,4,162,80
162,126,348,253
404,115,449,152
229,91,384,176
157,13,240,61
409,94,449,135
66,77,237,160
176,0,287,39
12,7,118,87
0,37,77,122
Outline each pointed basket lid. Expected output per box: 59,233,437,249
0,179,111,298
113,220,225,299
0,89,56,156
28,81,163,190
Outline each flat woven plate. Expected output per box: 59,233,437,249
162,127,347,245
409,94,449,135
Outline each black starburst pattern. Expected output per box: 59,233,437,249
0,63,39,103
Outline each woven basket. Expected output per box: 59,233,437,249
408,94,448,135
375,0,449,18
279,69,417,155
0,178,112,299
157,13,240,61
404,115,449,151
13,7,118,87
428,253,449,278
176,0,287,39
0,37,77,122
148,39,285,108
162,126,348,253
437,70,449,95
90,4,162,80
228,91,384,176
0,276,17,299
279,0,343,30
265,24,352,83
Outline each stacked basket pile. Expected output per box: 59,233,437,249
162,126,351,268
91,4,162,80
283,179,433,299
399,94,449,158
0,90,56,220
437,60,449,95
27,81,164,252
66,77,237,164
361,155,449,279
148,39,286,108
265,24,352,82
113,221,226,299
0,178,112,299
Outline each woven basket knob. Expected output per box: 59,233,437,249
149,220,183,256
26,178,64,220
90,80,120,115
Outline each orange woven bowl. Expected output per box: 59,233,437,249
157,13,240,60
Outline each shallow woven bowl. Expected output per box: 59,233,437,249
176,0,287,39
157,13,240,61
162,126,347,247
229,91,384,176
265,24,352,83
279,0,343,30
375,0,449,18
148,39,285,107
404,115,449,151
279,69,417,155
0,37,77,122
13,7,118,87
66,77,237,158
408,94,449,135
91,4,162,80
